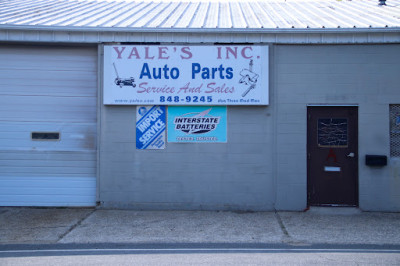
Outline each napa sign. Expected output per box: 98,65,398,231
103,45,269,105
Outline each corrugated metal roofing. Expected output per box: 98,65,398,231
0,0,399,31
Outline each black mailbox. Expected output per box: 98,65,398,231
365,155,387,166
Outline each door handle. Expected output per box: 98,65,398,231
347,152,355,158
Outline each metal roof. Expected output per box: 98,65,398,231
1,0,400,31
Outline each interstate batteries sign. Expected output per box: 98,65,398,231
167,106,227,143
103,45,268,105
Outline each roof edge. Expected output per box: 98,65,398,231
1,24,400,34
1,25,400,45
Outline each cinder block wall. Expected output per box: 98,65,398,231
274,44,400,211
99,105,275,210
98,44,400,211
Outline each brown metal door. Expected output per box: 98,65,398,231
307,106,358,206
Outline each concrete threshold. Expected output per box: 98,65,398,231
307,206,362,215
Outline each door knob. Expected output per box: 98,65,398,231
347,152,355,158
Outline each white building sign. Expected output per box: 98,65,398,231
104,45,269,105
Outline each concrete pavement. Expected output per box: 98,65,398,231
1,207,400,245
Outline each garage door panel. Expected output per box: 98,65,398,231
0,97,97,122
0,173,96,178
0,62,97,71
0,136,97,151
0,122,96,132
0,69,96,80
0,166,95,175
0,48,96,68
0,112,96,122
0,122,96,151
0,159,96,169
0,95,96,111
0,195,96,204
0,101,96,112
0,184,96,193
0,85,96,97
0,151,96,176
0,189,96,206
0,177,96,207
0,177,96,188
0,150,96,161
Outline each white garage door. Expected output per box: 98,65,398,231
0,45,97,206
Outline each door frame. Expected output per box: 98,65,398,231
307,105,359,207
